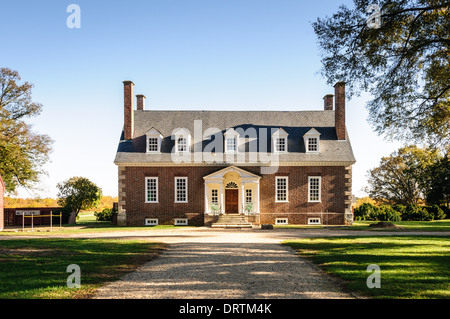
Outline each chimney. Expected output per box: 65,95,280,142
123,81,134,140
136,94,146,111
323,94,334,111
334,81,346,140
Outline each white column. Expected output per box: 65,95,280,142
255,181,260,214
241,182,245,215
204,183,209,214
219,183,224,214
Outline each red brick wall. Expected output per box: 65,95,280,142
122,165,348,226
0,175,4,230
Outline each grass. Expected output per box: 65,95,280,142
349,220,450,231
284,236,450,299
0,238,166,298
0,211,198,236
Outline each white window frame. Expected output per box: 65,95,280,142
308,176,322,202
145,177,159,203
275,218,289,225
145,218,159,226
308,218,321,225
172,128,191,154
275,176,289,202
307,137,319,152
211,189,219,204
176,136,188,153
174,177,188,203
303,128,321,154
224,129,239,153
245,189,252,204
146,128,163,154
272,128,288,153
174,218,188,226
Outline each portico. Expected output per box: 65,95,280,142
203,166,261,216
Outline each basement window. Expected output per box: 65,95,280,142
174,218,188,226
275,218,288,225
145,218,158,226
308,218,321,225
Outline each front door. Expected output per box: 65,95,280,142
225,189,239,214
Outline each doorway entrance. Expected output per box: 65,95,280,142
225,189,239,214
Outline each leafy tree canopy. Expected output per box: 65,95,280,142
0,68,53,193
313,0,450,147
57,177,103,217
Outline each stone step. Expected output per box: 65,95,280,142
212,214,253,228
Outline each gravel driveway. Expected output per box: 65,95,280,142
94,229,357,299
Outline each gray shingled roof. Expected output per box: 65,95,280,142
114,110,356,164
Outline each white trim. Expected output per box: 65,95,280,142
145,218,159,226
145,177,159,203
308,176,322,202
174,177,188,203
304,128,321,153
117,161,356,167
308,218,321,225
173,128,192,154
174,218,188,226
275,218,289,225
146,128,163,154
275,176,289,202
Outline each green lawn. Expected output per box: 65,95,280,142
0,238,166,298
350,220,450,232
284,236,450,299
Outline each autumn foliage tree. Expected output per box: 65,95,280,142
0,68,53,193
57,177,103,222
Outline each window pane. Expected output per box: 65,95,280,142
276,138,286,152
226,137,236,152
211,189,218,204
309,177,320,201
148,138,158,152
176,178,187,202
308,138,318,152
146,178,157,202
245,189,252,203
177,137,187,152
276,177,287,201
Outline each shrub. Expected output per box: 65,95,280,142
376,205,402,221
425,205,446,220
439,206,450,219
393,204,406,215
402,204,433,221
354,203,378,220
94,208,114,222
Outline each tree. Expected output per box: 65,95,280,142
57,177,103,221
425,154,450,206
0,68,53,193
313,0,450,147
366,145,441,205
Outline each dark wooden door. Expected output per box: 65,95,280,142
225,189,239,214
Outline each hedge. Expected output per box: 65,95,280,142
354,203,447,221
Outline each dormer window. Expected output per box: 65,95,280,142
177,137,188,152
173,128,191,154
224,129,239,153
272,128,288,153
307,137,318,152
304,128,321,153
146,128,163,154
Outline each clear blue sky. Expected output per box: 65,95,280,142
0,0,401,198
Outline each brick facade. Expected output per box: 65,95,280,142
120,165,348,226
